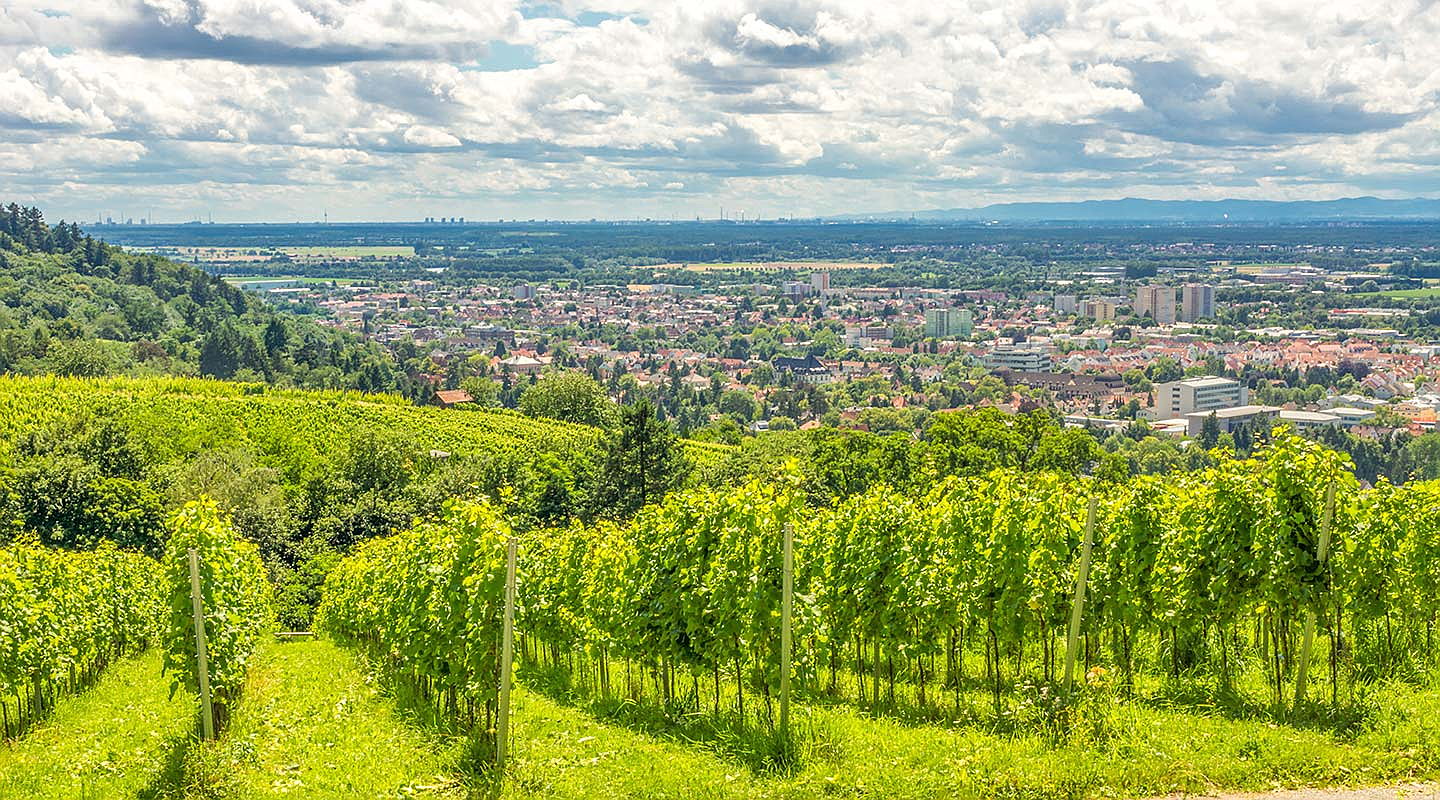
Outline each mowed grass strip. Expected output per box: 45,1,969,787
0,649,193,800
199,638,472,799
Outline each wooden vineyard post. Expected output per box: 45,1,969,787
780,522,793,744
187,548,215,741
1295,478,1337,706
496,537,518,771
1064,496,1098,690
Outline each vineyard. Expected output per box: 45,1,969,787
312,430,1440,777
0,498,270,744
0,375,731,469
4,424,1440,797
0,541,162,737
161,500,271,734
317,500,514,755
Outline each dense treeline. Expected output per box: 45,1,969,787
0,204,412,395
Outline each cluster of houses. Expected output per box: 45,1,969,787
248,273,1437,437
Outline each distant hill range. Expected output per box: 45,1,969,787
841,197,1440,223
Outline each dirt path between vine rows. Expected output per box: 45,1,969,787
1159,784,1437,800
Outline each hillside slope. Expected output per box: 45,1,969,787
0,375,727,626
0,203,410,395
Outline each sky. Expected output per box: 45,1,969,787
2,0,1438,222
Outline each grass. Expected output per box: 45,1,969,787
4,640,1437,799
0,649,194,799
503,659,1440,800
195,638,474,799
276,246,413,258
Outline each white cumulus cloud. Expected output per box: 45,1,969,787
0,0,1435,220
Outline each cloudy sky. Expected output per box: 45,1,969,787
3,0,1438,222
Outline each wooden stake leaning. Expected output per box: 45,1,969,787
1294,478,1337,706
1064,496,1098,690
780,521,793,743
187,547,215,741
496,538,518,770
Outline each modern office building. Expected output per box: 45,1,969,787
1153,376,1248,418
1180,284,1216,322
983,344,1052,371
1133,285,1176,324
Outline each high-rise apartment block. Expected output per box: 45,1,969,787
1180,284,1215,322
1133,285,1176,324
924,307,972,338
1080,299,1116,321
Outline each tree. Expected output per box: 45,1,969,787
591,400,691,518
45,339,118,377
520,371,618,429
1401,433,1440,481
1200,412,1221,450
921,407,1023,477
459,376,502,407
718,389,758,422
10,455,165,555
1031,428,1103,474
199,320,245,378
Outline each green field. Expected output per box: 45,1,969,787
1360,286,1440,299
